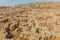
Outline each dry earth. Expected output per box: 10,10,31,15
0,2,60,40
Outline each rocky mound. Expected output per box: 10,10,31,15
0,2,60,40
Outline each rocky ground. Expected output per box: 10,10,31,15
0,2,60,40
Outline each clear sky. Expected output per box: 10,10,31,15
0,0,60,6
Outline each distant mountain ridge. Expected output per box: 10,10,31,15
0,2,60,9
16,2,60,9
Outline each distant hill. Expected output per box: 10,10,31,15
16,2,60,9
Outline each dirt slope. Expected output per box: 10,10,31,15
0,2,60,40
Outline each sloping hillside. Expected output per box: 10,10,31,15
0,2,60,40
16,2,60,9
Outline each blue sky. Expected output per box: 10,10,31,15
0,0,60,6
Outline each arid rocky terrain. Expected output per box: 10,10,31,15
0,2,60,40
